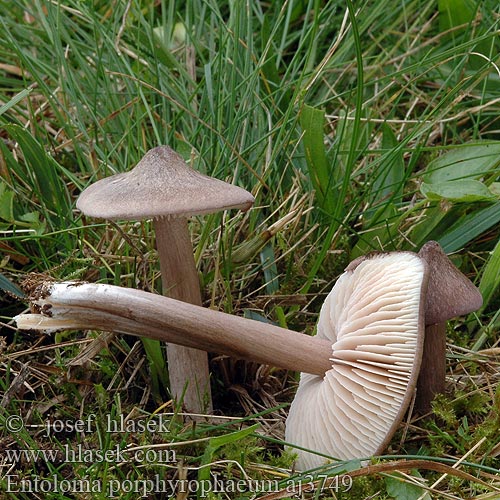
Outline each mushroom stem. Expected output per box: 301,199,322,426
415,241,483,415
16,282,333,377
154,216,213,413
415,323,447,414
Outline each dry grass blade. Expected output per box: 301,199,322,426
67,331,116,367
0,362,31,407
256,460,500,500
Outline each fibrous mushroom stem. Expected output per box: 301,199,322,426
16,282,333,376
415,241,483,416
415,323,447,414
154,216,213,414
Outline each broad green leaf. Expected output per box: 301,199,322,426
18,212,41,224
149,24,191,75
152,22,186,48
300,105,335,216
478,239,500,312
420,179,496,202
0,182,14,222
423,143,500,184
385,471,431,500
198,424,260,486
0,273,24,298
438,0,475,37
438,0,496,67
19,212,45,235
0,182,45,233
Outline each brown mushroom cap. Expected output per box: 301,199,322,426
418,241,483,325
76,146,254,220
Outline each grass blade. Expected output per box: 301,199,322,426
0,272,24,298
438,202,500,252
0,88,31,117
2,124,71,229
478,238,500,313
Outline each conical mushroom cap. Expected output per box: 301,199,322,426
418,241,483,325
286,251,427,470
77,146,254,220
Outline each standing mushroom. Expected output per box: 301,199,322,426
76,146,254,414
16,243,482,470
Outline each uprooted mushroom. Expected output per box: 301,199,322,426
15,242,482,470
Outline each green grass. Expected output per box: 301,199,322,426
0,0,499,498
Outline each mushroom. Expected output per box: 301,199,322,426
415,241,483,414
15,243,482,470
284,251,427,469
76,146,254,413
